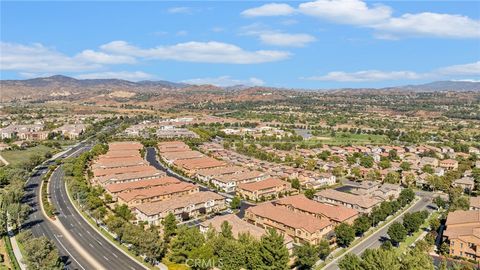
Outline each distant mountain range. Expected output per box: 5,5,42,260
0,75,478,103
398,80,480,91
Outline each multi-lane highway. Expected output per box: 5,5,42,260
24,143,146,270
24,144,96,270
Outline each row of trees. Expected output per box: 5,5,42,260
334,189,415,247
386,210,429,245
16,231,64,270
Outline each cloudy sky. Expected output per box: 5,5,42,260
1,1,479,88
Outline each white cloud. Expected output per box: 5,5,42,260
299,0,392,25
167,7,192,14
241,3,295,17
100,40,290,64
75,71,155,81
182,76,265,86
436,61,480,76
75,50,136,64
259,32,316,47
248,0,479,39
304,61,480,82
374,13,480,38
0,42,99,72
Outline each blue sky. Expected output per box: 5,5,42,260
1,1,479,88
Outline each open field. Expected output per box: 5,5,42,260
1,145,55,166
307,132,390,145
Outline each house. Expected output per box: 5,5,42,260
245,202,333,245
156,127,199,139
211,170,269,193
117,182,199,206
54,124,86,139
237,178,292,201
274,194,358,225
199,214,294,251
342,180,380,195
470,197,480,211
443,210,480,262
314,189,381,214
420,157,439,167
439,159,459,170
303,173,336,189
372,183,402,201
133,191,225,225
453,177,475,191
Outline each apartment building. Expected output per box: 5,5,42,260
453,177,475,191
274,194,358,225
156,127,199,139
195,166,246,183
160,150,204,165
173,157,226,176
93,165,157,178
95,170,166,186
245,202,333,245
105,176,181,198
199,214,294,250
108,141,143,151
211,170,269,193
117,182,199,206
54,123,86,139
443,210,480,262
157,141,190,153
237,178,292,201
133,191,225,225
92,157,148,169
314,189,381,214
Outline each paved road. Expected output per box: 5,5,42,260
24,144,96,270
323,194,434,270
145,147,254,219
25,143,146,270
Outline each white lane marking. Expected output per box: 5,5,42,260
54,234,86,270
103,256,109,261
96,240,103,246
78,233,82,237
112,253,118,258
89,243,94,248
70,223,74,227
86,231,92,236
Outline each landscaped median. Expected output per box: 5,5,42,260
316,195,421,269
41,165,58,219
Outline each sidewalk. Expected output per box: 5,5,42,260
7,226,27,270
0,153,10,166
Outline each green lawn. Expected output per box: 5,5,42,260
162,259,189,270
1,145,55,166
306,132,389,146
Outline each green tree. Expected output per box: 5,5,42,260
433,196,446,209
387,222,407,245
384,172,400,184
361,248,400,270
400,161,411,171
188,244,216,270
230,196,242,209
304,189,316,199
220,221,233,239
293,243,318,270
22,235,64,270
162,213,178,244
335,223,355,247
338,253,362,270
257,229,289,270
169,226,205,263
353,215,371,236
291,178,301,190
318,239,331,260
